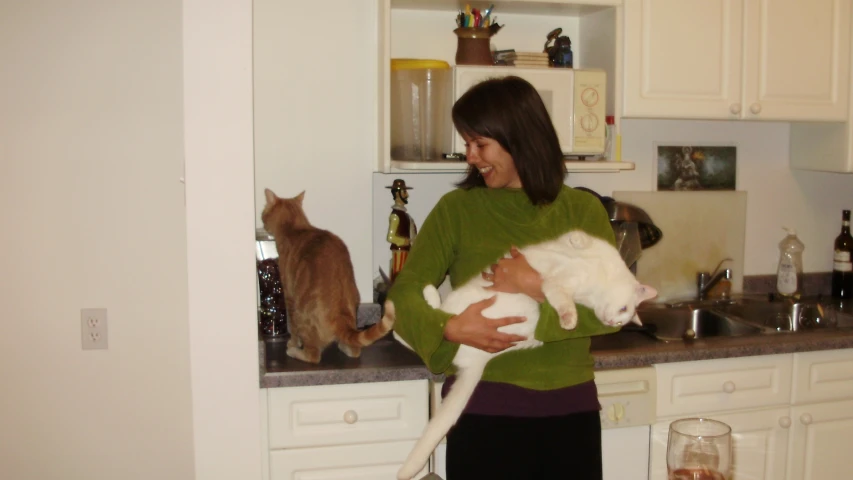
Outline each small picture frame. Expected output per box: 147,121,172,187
656,145,737,191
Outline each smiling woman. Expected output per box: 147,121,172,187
388,74,618,479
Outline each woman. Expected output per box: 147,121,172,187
388,76,618,479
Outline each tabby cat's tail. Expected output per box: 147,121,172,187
397,362,486,480
336,302,394,347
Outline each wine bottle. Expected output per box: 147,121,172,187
832,209,853,298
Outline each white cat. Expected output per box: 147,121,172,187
391,229,657,480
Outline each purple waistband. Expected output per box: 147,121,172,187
441,377,601,418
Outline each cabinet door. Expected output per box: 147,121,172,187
623,0,744,119
742,0,851,121
650,408,790,480
787,399,853,480
269,440,428,480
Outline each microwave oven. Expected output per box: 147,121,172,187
452,66,607,157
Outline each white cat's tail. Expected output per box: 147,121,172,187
397,362,486,480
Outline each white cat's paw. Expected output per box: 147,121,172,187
567,230,591,248
514,339,543,350
557,307,578,330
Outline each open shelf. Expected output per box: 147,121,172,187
389,159,634,173
378,0,623,173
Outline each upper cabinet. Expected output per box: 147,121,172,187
623,0,852,121
376,0,634,173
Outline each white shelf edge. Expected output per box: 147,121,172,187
389,160,635,173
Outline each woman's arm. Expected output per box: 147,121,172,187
389,196,527,371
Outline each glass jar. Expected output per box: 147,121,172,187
256,228,287,339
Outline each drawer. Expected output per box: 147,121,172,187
269,440,429,480
792,348,853,405
656,354,793,417
267,379,428,449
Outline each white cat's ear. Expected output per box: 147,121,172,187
295,191,305,204
264,188,277,205
636,285,658,302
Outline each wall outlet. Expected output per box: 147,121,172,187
81,308,108,350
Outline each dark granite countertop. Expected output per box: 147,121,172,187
260,274,850,388
260,327,853,388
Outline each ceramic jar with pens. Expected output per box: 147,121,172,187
454,4,502,65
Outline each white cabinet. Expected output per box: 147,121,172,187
786,349,853,480
650,407,790,480
262,380,430,480
624,0,852,121
786,400,853,480
651,349,853,480
377,0,635,173
651,354,793,480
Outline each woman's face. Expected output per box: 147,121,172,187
462,134,521,189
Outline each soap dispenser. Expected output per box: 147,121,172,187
777,227,805,298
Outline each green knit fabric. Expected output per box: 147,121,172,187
388,185,619,391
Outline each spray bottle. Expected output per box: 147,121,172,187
777,227,805,298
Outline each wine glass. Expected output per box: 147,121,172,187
667,418,732,480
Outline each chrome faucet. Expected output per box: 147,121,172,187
697,258,733,299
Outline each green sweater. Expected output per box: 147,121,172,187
388,185,619,391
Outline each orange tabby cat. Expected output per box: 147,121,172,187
261,189,393,363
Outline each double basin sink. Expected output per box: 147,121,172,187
632,294,853,342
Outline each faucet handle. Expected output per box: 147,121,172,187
697,271,711,291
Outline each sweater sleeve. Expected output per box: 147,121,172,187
534,196,621,341
386,198,461,374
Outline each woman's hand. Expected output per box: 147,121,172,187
482,247,545,302
443,296,528,353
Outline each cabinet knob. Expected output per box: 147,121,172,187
730,103,742,115
779,416,792,428
800,413,813,425
607,403,626,422
750,103,762,115
343,410,359,424
722,381,736,393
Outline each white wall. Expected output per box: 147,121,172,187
371,120,853,284
0,1,195,479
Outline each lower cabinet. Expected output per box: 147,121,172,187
787,400,853,480
651,349,853,480
269,440,425,480
262,379,430,480
651,406,791,480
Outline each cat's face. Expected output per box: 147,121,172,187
595,282,658,327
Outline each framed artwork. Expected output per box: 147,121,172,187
656,145,737,191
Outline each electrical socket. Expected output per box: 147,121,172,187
81,308,108,350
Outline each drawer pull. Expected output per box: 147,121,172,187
729,103,742,115
779,416,791,428
343,410,359,424
800,413,813,425
750,103,762,115
722,381,736,393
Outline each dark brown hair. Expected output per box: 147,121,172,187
452,75,566,205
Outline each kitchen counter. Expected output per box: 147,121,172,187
260,327,853,388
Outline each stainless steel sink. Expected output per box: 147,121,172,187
715,296,853,331
636,295,853,342
636,305,768,341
